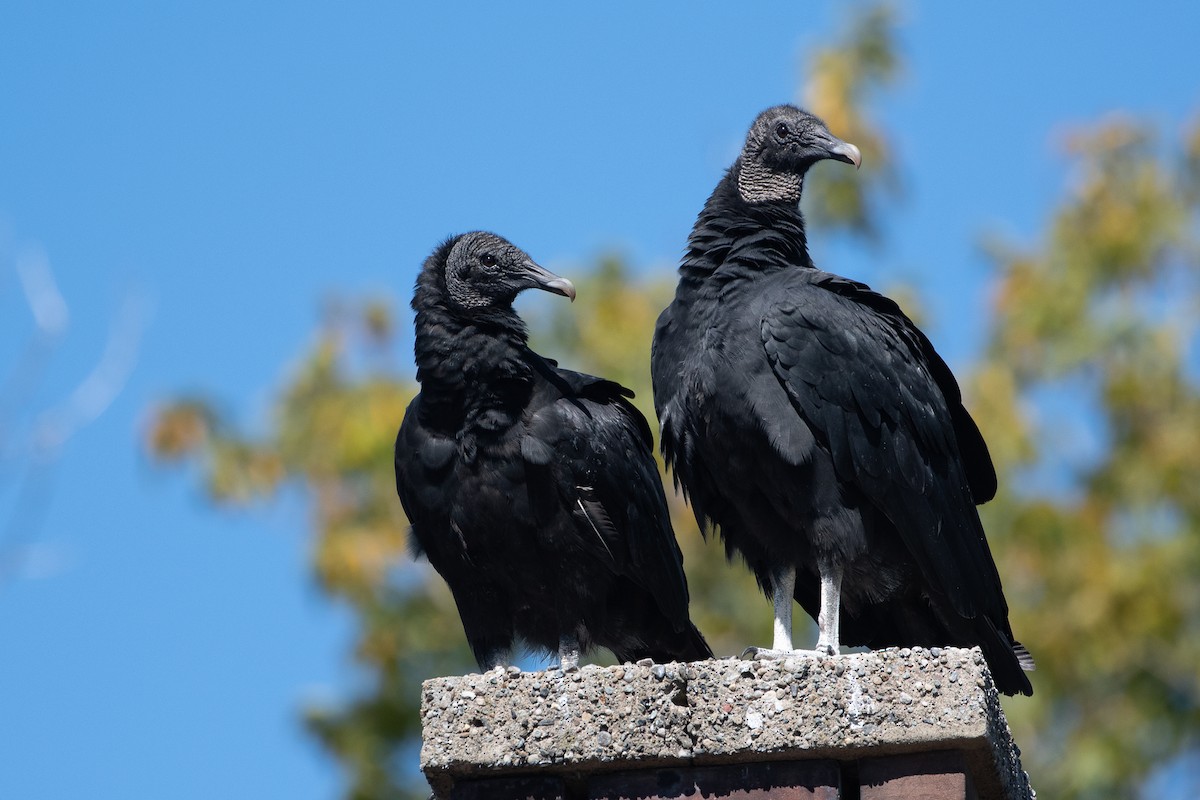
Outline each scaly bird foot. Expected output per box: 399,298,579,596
742,646,836,660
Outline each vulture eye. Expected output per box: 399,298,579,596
480,253,497,268
774,122,790,140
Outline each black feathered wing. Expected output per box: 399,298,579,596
394,395,459,559
521,361,694,630
758,271,1006,621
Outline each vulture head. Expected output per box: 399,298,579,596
430,231,576,313
737,105,861,204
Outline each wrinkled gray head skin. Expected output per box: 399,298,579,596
443,231,576,311
736,105,862,205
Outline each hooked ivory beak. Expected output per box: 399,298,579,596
520,259,576,302
827,140,862,169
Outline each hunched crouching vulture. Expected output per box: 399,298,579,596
396,231,711,671
651,106,1033,695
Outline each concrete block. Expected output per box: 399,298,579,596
420,646,1033,800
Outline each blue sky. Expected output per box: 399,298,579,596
1,3,1197,798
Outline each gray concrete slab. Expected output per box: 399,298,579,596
420,646,1033,800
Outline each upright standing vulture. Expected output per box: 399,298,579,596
651,106,1033,695
395,232,711,671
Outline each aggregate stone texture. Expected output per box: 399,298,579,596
421,646,1033,800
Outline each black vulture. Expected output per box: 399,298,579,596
395,231,711,671
650,106,1033,695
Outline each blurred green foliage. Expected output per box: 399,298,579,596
969,117,1200,799
803,3,902,240
145,5,1199,799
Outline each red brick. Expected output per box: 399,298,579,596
450,774,565,800
588,760,840,799
859,750,977,800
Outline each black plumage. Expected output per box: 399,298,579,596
396,231,711,671
651,105,1033,695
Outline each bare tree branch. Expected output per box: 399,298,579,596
0,247,150,588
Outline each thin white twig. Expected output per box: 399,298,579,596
1,247,151,589
32,286,150,455
15,246,69,336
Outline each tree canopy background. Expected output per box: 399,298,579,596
145,8,1200,799
3,3,1197,800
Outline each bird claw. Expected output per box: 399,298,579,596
556,634,581,673
742,646,790,660
742,646,834,661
